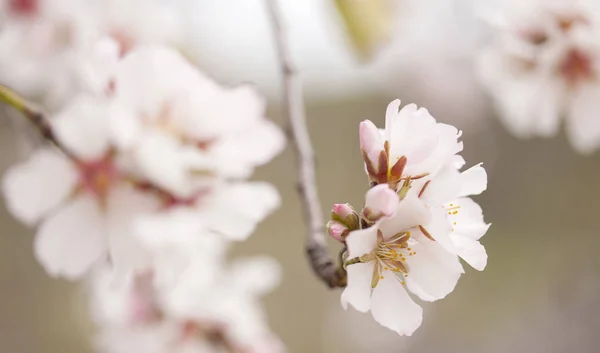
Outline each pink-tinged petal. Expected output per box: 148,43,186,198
448,198,490,241
52,95,111,160
34,193,107,279
567,82,600,154
451,234,487,271
345,227,378,258
2,148,78,225
341,262,375,312
378,190,430,240
359,120,386,175
404,239,463,301
370,273,423,336
383,99,402,143
200,182,280,241
209,119,286,178
363,184,398,221
459,163,487,197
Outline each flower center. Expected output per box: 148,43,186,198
559,48,594,86
9,0,38,16
77,154,117,201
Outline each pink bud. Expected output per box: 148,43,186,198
331,203,359,230
363,184,397,222
327,220,349,242
359,120,388,184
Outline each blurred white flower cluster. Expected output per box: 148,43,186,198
478,0,600,154
328,100,489,335
0,0,285,351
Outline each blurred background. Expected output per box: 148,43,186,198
1,0,600,352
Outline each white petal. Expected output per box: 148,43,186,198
363,184,397,220
106,185,161,280
115,46,203,118
345,227,378,258
447,198,490,241
370,273,423,336
451,235,488,271
229,256,281,295
51,95,111,160
209,119,285,178
34,193,106,279
420,206,455,253
341,262,375,312
200,182,280,241
2,149,78,225
567,83,600,154
459,163,487,197
378,190,430,240
133,129,213,198
418,164,461,206
404,239,463,301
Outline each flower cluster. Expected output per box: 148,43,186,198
328,99,489,335
0,1,285,351
478,0,600,154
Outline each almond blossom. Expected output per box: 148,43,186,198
339,99,489,335
0,0,182,110
1,45,284,281
478,0,600,153
90,255,285,353
341,185,464,336
359,99,489,269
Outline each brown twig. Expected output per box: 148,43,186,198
265,0,346,288
0,84,74,158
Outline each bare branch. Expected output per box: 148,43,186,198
0,84,73,158
265,0,346,288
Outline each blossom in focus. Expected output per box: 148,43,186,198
478,0,600,153
342,99,489,335
341,185,464,336
0,0,182,110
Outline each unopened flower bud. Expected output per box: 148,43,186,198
331,203,359,230
327,220,349,242
359,120,388,185
362,184,397,223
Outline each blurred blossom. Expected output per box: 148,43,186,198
340,100,489,335
1,45,284,282
0,0,182,110
478,0,600,154
90,256,285,353
371,0,491,129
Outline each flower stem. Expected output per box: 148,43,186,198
265,0,346,288
0,84,73,158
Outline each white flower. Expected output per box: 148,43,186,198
359,99,490,269
90,256,285,353
478,0,600,153
414,159,490,270
342,185,464,336
359,99,462,186
1,94,162,280
167,256,285,353
108,45,285,198
0,0,183,110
